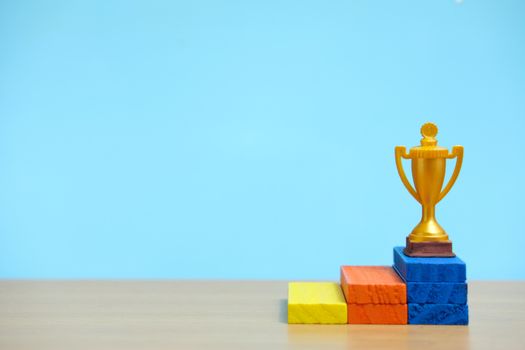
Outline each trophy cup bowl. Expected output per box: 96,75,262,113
395,122,464,257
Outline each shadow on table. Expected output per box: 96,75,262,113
279,299,288,323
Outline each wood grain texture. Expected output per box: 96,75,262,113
404,238,454,257
348,304,407,324
407,282,467,304
287,282,347,324
341,266,406,304
408,303,469,325
394,247,466,282
0,281,524,350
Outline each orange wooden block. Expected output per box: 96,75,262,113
348,304,407,324
340,266,406,304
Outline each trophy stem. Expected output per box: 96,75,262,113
422,204,435,222
409,203,448,242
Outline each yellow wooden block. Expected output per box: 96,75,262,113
288,282,347,324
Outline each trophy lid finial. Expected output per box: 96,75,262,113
408,122,450,158
420,122,438,146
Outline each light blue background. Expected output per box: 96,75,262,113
1,0,524,279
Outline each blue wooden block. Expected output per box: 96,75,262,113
407,282,467,304
393,247,466,282
408,303,469,325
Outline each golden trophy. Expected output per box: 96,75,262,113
395,122,464,257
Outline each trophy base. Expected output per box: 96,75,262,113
403,237,455,257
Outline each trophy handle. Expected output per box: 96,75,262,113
438,145,464,203
395,146,421,203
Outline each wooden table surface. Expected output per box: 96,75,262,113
0,280,523,350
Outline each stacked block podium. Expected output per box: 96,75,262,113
393,247,469,325
288,247,468,326
341,266,407,324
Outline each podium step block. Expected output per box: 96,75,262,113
406,281,467,304
408,303,469,325
287,282,347,324
341,266,406,304
348,304,407,324
341,266,407,324
393,246,466,282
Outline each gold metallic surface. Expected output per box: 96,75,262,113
395,123,464,242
